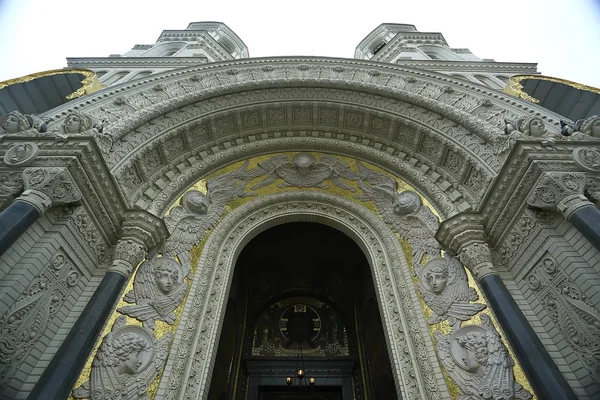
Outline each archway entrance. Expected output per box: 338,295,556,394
208,222,397,400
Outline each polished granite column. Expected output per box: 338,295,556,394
0,167,81,258
27,212,168,400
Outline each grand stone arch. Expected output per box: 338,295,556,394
1,56,596,400
158,191,446,400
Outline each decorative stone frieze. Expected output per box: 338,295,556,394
16,167,82,215
107,211,169,278
527,172,594,220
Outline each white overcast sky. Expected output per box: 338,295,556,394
0,0,599,87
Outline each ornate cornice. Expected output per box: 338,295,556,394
395,60,538,73
66,57,209,68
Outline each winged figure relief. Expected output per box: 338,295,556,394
250,153,359,191
354,161,440,257
118,256,188,329
161,160,256,275
434,314,532,400
416,256,486,325
72,316,171,400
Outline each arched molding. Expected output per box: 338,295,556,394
41,58,566,139
156,191,449,400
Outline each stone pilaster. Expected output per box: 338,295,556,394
27,211,169,400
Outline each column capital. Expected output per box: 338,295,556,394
15,167,81,215
108,211,169,277
527,171,594,219
435,212,497,281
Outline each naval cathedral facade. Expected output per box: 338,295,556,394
1,22,600,400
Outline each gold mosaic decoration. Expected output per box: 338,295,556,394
70,152,534,399
0,68,103,99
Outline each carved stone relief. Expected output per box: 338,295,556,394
157,191,446,400
2,143,39,167
435,314,532,399
0,250,82,387
118,256,188,329
19,167,82,215
572,147,600,173
526,254,600,384
415,256,486,325
72,316,171,400
0,111,46,139
250,153,358,191
161,161,257,275
354,160,441,257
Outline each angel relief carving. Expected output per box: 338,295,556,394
435,314,532,400
416,256,486,325
161,160,256,274
250,153,359,191
72,316,171,400
118,256,187,329
354,161,440,256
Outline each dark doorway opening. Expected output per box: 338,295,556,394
207,222,399,399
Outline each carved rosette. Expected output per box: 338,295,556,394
527,172,594,220
16,167,82,215
572,147,600,173
458,242,496,282
3,143,39,167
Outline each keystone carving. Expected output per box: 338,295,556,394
527,172,594,220
16,167,82,215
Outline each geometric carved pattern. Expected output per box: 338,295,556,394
527,254,600,384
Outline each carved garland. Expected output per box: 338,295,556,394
156,191,447,400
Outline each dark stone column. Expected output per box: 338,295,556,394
0,201,41,257
26,271,126,400
569,204,600,252
479,274,578,400
27,211,168,400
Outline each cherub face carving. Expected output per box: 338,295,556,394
392,190,421,215
113,332,149,375
154,258,180,294
423,260,449,294
455,331,488,374
528,118,545,137
182,190,209,214
2,112,29,133
292,153,316,176
65,114,81,133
